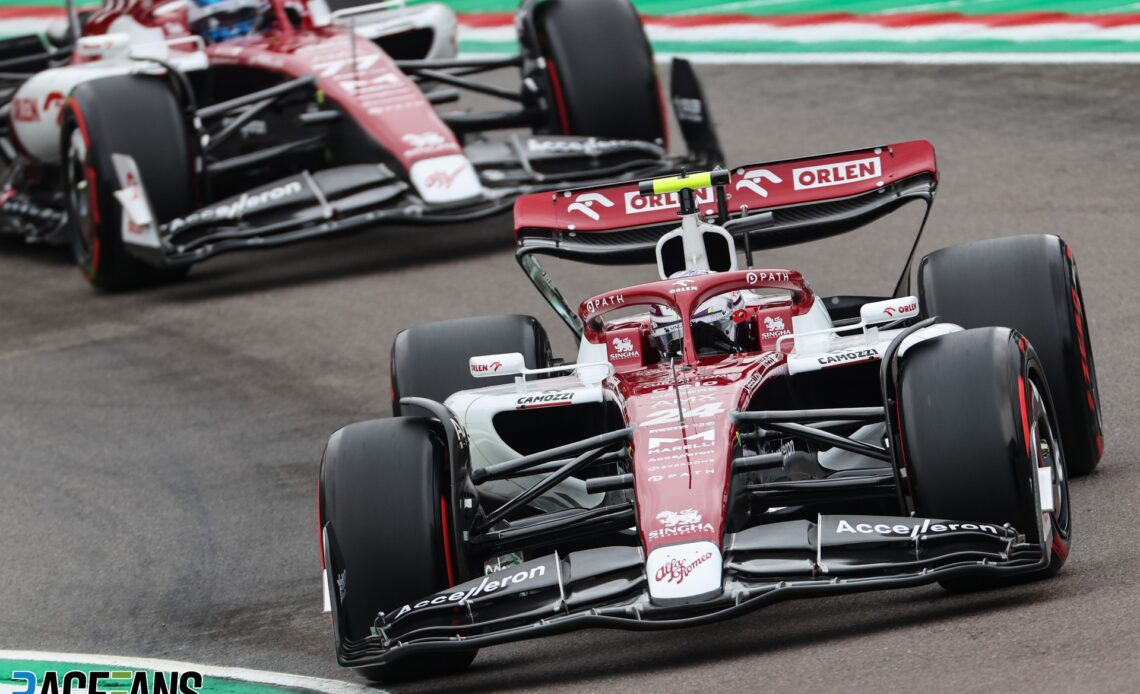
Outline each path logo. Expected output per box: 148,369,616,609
10,670,202,694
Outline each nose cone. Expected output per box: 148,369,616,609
645,540,723,605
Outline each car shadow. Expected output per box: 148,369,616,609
143,218,515,303
0,234,74,267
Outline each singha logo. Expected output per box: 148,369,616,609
657,508,702,527
612,337,635,354
763,315,785,332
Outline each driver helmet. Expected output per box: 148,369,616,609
187,0,262,43
649,270,743,359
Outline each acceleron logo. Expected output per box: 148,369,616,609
9,670,202,694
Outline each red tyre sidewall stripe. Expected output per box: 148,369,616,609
1017,373,1032,459
440,495,457,587
317,470,325,571
67,98,103,277
544,59,571,135
892,397,914,505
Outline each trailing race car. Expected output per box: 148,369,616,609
0,0,720,289
317,140,1103,680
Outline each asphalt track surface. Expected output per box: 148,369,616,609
2,65,1139,694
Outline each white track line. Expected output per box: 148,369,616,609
659,51,1140,63
459,49,1140,64
0,651,383,694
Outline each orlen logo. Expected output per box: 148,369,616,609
668,279,698,295
471,360,502,373
792,156,881,191
624,188,714,214
883,299,918,318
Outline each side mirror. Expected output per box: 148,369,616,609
860,296,919,326
469,352,526,378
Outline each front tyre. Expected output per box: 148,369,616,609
318,417,476,682
62,76,194,290
897,328,1071,590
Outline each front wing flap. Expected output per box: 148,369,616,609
336,514,1044,667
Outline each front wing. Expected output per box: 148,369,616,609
112,136,686,267
330,514,1046,668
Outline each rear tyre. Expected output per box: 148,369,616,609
61,75,194,290
391,314,553,415
919,235,1102,475
896,328,1071,591
529,0,666,143
319,417,476,682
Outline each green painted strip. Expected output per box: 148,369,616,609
435,0,1140,14
0,0,1137,15
0,660,310,694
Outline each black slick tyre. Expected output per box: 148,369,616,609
919,235,1102,475
391,314,553,415
318,417,476,681
896,327,1071,590
530,0,666,142
61,75,193,290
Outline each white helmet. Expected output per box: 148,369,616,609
649,271,743,359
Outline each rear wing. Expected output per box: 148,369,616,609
515,140,937,264
513,140,938,335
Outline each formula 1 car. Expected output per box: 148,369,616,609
317,140,1103,680
0,0,720,289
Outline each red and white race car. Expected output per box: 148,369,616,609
0,0,719,288
318,141,1103,680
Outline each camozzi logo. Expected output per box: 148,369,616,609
8,670,202,694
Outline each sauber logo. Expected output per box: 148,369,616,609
734,168,783,198
567,192,614,221
793,156,881,190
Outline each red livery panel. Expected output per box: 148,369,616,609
514,139,937,234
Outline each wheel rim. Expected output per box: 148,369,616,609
1028,378,1071,558
66,128,97,264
